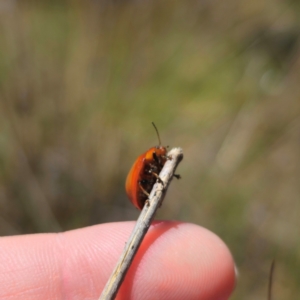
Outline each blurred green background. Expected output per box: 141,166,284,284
0,0,300,298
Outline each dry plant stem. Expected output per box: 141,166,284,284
99,147,183,300
268,259,275,300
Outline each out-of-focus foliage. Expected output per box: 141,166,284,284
0,0,299,298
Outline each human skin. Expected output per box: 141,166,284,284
0,221,236,300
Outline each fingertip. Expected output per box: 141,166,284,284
114,221,236,299
60,221,236,299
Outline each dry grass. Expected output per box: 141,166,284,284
0,0,299,298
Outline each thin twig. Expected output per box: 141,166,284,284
268,259,275,300
99,147,183,300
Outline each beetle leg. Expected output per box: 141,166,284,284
164,155,172,160
150,171,165,187
173,174,181,179
153,152,166,168
139,182,150,197
153,152,160,164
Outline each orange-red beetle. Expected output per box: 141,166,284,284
125,123,168,210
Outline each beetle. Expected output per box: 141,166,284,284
125,123,178,210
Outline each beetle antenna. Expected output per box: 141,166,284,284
152,122,162,146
